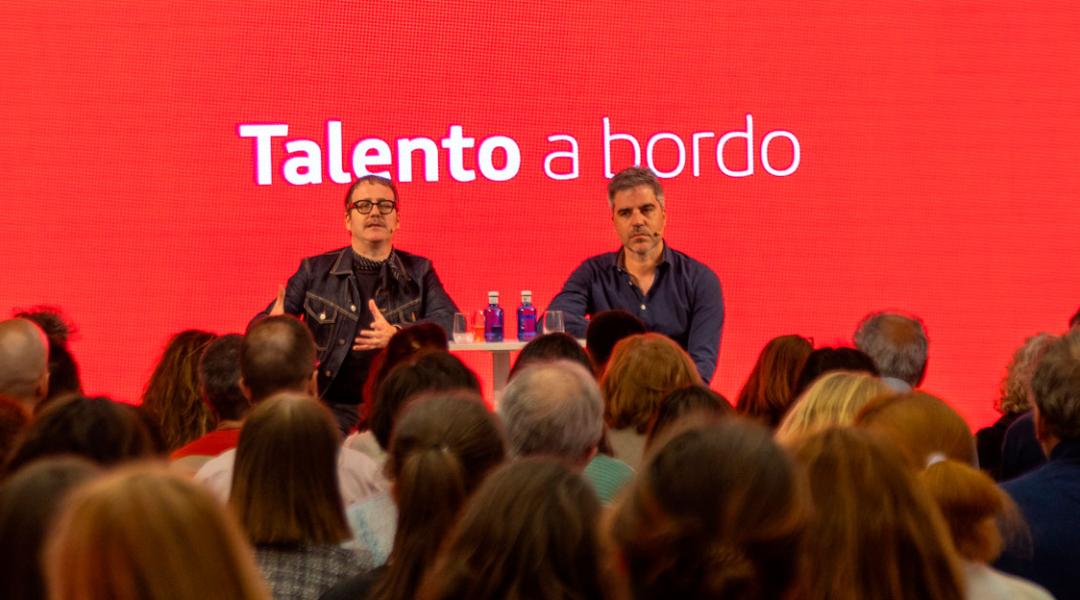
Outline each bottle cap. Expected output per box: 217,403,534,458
488,291,499,303
521,290,532,301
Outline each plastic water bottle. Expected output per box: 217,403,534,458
517,290,537,341
484,291,504,342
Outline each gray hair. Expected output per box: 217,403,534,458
607,166,665,210
1032,329,1080,441
853,312,928,386
497,360,604,461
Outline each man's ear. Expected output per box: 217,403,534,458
307,371,319,397
34,370,50,403
239,377,253,401
1034,407,1050,443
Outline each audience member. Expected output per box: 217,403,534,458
4,396,158,475
0,318,50,414
140,329,218,452
195,316,383,506
0,457,99,600
853,310,928,392
790,427,965,600
601,333,701,469
508,332,593,379
332,392,506,600
359,323,448,430
171,334,248,472
46,465,269,600
735,334,813,428
12,307,82,406
977,334,1056,479
349,350,481,467
857,391,977,469
229,394,358,599
612,420,807,600
996,330,1080,599
417,459,609,600
585,310,647,375
920,460,1052,599
499,360,632,503
775,371,890,444
791,346,878,399
999,411,1047,481
645,384,732,449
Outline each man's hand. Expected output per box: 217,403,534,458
353,299,397,351
269,284,286,316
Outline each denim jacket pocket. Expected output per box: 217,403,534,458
304,293,342,351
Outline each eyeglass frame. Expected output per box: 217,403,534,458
347,199,398,215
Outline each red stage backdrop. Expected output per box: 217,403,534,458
3,2,1079,428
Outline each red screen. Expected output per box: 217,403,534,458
3,1,1078,429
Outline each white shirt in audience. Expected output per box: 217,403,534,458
965,562,1054,600
194,446,387,507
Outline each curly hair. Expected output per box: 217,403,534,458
141,330,218,451
996,333,1056,415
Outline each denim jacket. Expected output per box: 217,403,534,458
257,247,458,393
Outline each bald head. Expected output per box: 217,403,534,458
0,319,50,408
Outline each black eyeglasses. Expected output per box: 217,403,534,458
348,200,397,215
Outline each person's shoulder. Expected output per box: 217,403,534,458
295,247,350,273
392,248,433,266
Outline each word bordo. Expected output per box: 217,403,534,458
238,122,520,186
603,116,800,179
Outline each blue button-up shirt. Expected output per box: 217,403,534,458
548,244,724,383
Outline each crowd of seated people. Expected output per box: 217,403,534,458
1,305,1078,600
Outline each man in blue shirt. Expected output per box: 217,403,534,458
548,167,724,383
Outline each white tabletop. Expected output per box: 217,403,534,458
449,340,530,351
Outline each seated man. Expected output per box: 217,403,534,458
257,175,458,432
498,360,633,503
171,334,248,473
548,167,723,383
996,329,1080,599
853,311,929,393
195,316,383,506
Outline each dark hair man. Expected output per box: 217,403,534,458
547,167,724,383
170,334,248,468
255,175,459,433
853,311,928,392
996,329,1080,599
194,316,382,506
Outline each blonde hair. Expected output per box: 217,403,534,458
601,334,701,433
46,464,269,600
775,371,890,444
919,459,1028,564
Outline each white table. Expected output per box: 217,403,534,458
449,340,528,391
450,338,587,391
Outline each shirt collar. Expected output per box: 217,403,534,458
614,242,671,272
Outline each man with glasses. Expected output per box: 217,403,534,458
255,175,458,432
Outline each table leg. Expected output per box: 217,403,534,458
492,349,511,392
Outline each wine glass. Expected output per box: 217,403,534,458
542,310,565,334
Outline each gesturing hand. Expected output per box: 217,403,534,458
269,284,286,316
354,299,398,351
